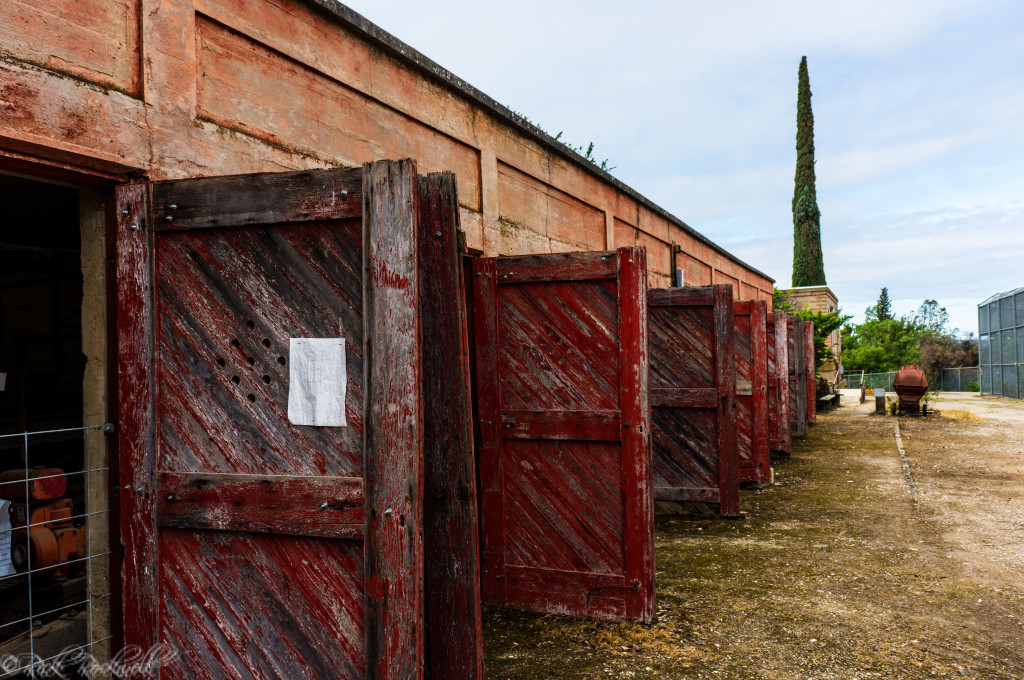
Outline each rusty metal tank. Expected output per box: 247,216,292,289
894,364,929,413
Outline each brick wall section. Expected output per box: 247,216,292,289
0,0,773,296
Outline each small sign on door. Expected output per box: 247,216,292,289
287,338,347,427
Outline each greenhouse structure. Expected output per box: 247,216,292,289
978,287,1024,399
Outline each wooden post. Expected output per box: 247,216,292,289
363,159,425,680
417,172,484,680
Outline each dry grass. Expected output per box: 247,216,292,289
941,409,985,421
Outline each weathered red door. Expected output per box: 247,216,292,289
118,162,426,679
734,300,769,483
804,319,817,424
649,285,739,517
766,311,791,456
472,248,654,623
788,316,808,437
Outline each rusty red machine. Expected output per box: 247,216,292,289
893,365,929,414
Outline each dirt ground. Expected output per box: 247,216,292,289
482,392,1024,679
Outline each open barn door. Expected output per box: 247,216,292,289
804,320,817,424
472,248,654,623
767,311,792,456
788,316,808,437
117,162,427,679
734,300,769,484
648,285,739,517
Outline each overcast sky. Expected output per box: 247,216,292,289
345,1,1024,335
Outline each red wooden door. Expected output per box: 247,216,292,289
734,300,769,483
649,285,739,517
804,319,817,424
766,311,791,456
788,316,808,437
472,248,654,623
118,162,425,679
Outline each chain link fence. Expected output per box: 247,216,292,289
844,367,979,392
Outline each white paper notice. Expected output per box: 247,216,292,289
0,500,13,577
288,338,347,427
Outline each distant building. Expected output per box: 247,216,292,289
779,285,841,382
978,288,1023,398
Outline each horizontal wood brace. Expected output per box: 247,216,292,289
499,410,621,441
156,471,364,539
647,287,714,307
501,565,631,619
153,167,363,231
650,388,717,408
494,252,617,282
653,486,721,503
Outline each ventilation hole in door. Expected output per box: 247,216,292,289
246,320,255,330
277,356,286,366
262,338,271,348
247,394,256,403
262,375,271,385
231,376,240,385
247,356,255,365
216,357,225,367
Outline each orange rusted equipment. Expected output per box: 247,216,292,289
893,365,929,414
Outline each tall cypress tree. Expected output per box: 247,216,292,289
792,56,826,286
792,185,825,286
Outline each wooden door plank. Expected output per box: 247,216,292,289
616,246,654,623
714,285,739,516
472,256,504,607
156,472,364,537
805,319,817,424
116,182,160,657
417,172,484,680
362,159,425,680
153,167,363,231
494,251,617,282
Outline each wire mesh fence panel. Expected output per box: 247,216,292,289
937,367,979,392
0,424,112,679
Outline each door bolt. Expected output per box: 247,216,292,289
384,507,393,516
320,501,329,510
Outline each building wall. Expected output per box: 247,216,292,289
0,0,773,296
783,285,841,370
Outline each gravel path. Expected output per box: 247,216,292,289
483,392,1024,679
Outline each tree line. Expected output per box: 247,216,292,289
841,287,977,379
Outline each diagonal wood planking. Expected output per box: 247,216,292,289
734,300,769,484
649,285,739,517
474,248,654,623
120,164,430,679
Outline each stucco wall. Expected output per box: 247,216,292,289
0,0,773,295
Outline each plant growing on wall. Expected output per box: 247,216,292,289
511,110,616,173
792,56,826,287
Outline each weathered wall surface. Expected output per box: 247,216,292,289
0,0,773,296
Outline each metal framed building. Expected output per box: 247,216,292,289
978,288,1024,399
